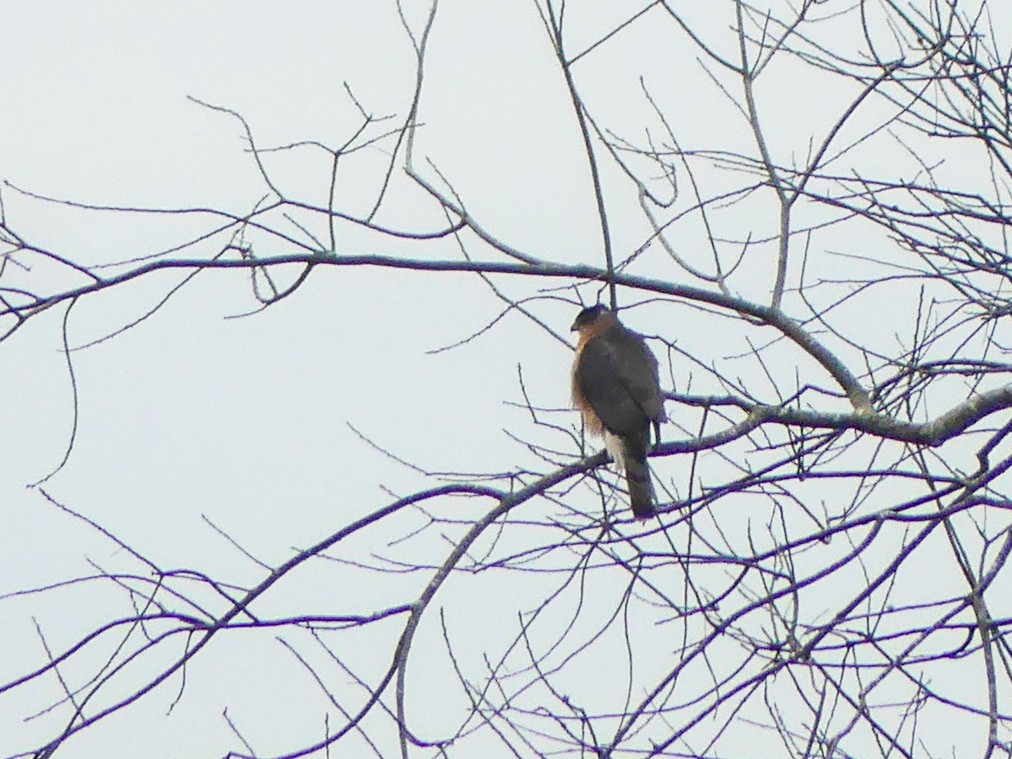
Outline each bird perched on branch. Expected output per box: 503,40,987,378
571,305,666,519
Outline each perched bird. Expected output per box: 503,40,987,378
571,305,666,518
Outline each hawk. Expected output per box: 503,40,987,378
571,305,666,519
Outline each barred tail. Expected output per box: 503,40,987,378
604,430,656,519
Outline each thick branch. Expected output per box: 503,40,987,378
669,386,1012,448
5,251,874,410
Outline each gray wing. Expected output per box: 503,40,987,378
576,327,665,437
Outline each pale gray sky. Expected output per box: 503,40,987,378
2,2,1011,758
1,5,593,756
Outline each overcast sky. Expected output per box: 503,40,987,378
1,5,610,756
2,2,1011,758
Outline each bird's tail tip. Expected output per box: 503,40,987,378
626,456,655,519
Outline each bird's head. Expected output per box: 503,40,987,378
571,304,618,334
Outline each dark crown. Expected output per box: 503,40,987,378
573,304,609,328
